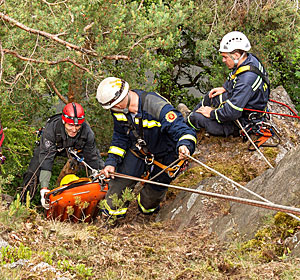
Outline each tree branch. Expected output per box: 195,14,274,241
0,12,98,56
0,42,4,83
102,55,130,60
3,48,93,73
49,81,68,104
127,32,158,56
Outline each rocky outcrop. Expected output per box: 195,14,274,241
158,86,300,250
212,144,300,241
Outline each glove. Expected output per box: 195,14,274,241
0,154,6,165
40,188,50,210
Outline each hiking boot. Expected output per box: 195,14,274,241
177,103,191,121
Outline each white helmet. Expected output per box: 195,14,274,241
219,31,251,53
96,77,129,109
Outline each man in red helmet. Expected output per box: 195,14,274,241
22,102,104,203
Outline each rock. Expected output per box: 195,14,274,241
268,86,300,161
0,237,9,249
156,177,233,231
31,261,57,273
211,145,300,241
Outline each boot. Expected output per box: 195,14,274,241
177,103,191,122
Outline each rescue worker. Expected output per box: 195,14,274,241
186,31,270,136
96,77,197,221
22,102,104,205
0,118,6,165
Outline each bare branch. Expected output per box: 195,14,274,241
49,81,68,104
0,41,4,82
83,22,94,33
138,0,144,10
41,0,68,6
102,55,130,60
0,12,98,56
3,48,93,73
206,0,218,41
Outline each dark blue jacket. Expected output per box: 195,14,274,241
210,53,270,126
105,90,197,167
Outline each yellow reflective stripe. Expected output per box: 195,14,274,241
215,109,221,123
137,194,157,214
252,76,262,91
252,62,263,91
187,114,200,131
134,119,162,128
219,94,223,104
230,65,251,80
108,146,126,157
113,113,127,121
226,100,243,112
179,134,197,144
103,200,127,216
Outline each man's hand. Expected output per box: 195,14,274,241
178,145,190,160
195,106,213,118
209,87,226,98
100,165,116,179
40,188,50,209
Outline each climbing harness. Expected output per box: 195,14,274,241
130,148,186,179
122,91,186,179
241,120,281,150
109,171,300,217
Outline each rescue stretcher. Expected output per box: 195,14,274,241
45,176,108,223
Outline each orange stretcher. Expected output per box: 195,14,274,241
45,177,108,223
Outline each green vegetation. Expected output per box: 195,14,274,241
0,0,299,193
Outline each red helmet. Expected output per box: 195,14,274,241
62,103,85,125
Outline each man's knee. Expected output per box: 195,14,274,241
187,112,207,131
137,185,167,214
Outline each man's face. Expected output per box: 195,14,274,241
64,123,82,137
220,52,236,69
111,94,128,112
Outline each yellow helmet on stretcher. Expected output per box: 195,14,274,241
59,174,80,186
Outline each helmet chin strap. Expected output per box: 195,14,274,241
229,52,246,67
111,92,131,114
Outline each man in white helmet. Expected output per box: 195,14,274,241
184,31,270,137
96,77,197,222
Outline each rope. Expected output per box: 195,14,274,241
148,158,181,181
111,171,300,216
235,119,274,168
185,154,300,222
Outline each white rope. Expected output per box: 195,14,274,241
112,172,300,216
236,119,274,168
186,154,300,222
